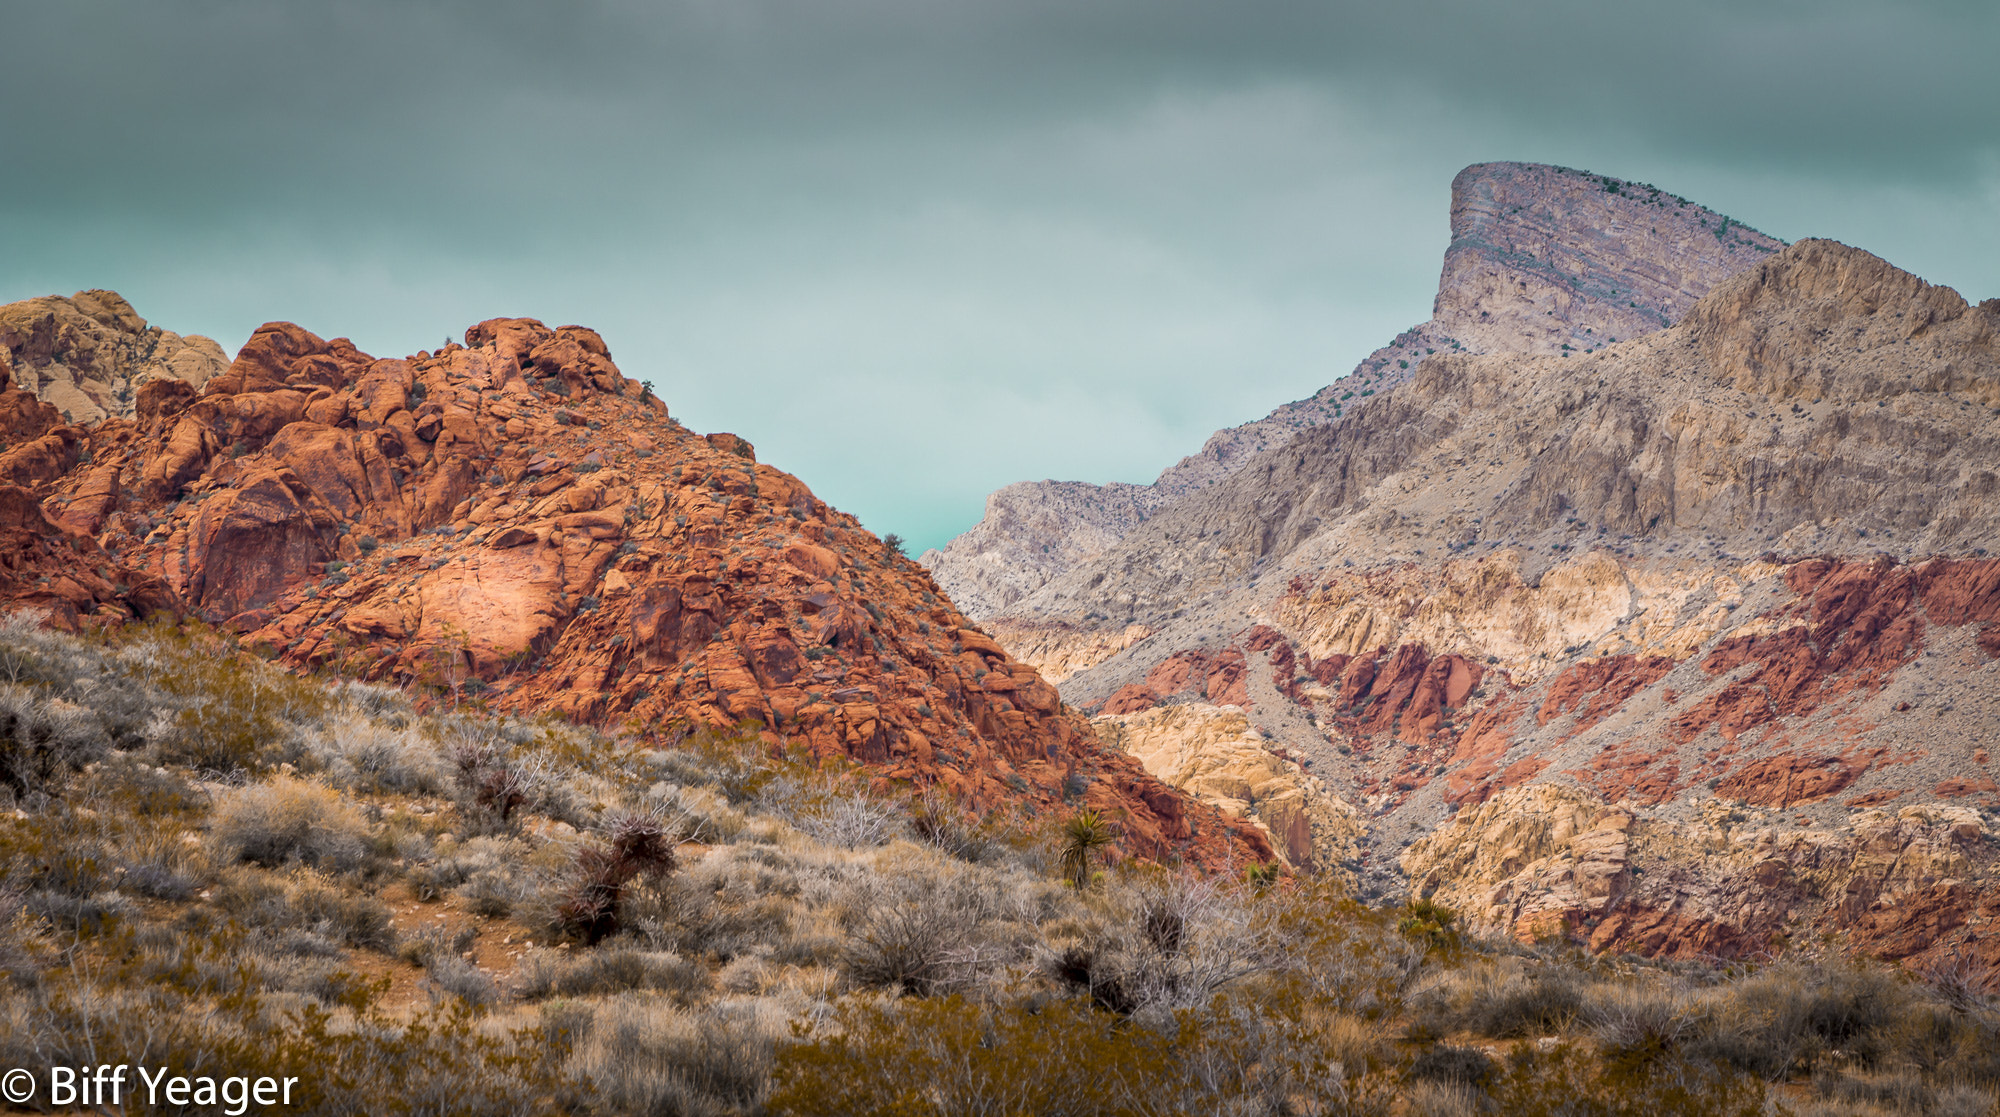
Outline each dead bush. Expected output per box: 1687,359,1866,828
514,945,709,1002
212,777,370,872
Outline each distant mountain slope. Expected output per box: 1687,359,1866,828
922,162,1783,619
0,305,1269,870
991,238,2000,968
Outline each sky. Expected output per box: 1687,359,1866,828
4,1,1997,553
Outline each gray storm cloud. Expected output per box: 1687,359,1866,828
2,0,1995,550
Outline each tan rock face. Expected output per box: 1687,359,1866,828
0,291,225,424
924,161,1782,627
1095,702,1364,872
0,307,1271,873
1404,785,2000,971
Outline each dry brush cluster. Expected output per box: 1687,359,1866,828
0,616,1994,1115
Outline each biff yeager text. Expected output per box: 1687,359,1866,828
0,1064,299,1113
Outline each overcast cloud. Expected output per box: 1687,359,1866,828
3,1,1996,550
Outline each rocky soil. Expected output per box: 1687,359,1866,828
922,161,1783,619
0,302,1270,871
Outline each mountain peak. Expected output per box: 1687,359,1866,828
924,162,1788,621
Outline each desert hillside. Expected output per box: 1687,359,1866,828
0,304,1267,869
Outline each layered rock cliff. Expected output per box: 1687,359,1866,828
921,162,1783,619
974,237,2000,967
0,305,1270,871
0,290,225,424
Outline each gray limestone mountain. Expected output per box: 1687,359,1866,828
990,236,2000,967
0,290,226,424
921,161,1784,619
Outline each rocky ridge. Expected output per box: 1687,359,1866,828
921,162,1783,619
0,304,1269,871
0,290,226,424
979,237,2000,968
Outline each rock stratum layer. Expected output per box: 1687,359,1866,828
977,235,2000,971
0,306,1269,871
922,162,1783,619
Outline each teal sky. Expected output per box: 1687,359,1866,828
4,2,1997,553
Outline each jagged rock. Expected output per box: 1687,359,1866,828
0,306,1268,874
0,291,225,424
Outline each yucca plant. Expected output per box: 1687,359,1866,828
1060,809,1116,890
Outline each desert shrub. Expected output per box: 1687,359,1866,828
646,782,747,843
1265,883,1426,1018
0,683,109,801
212,777,371,872
457,870,523,917
424,952,497,1007
514,945,709,1002
309,712,445,794
413,834,528,905
1406,1043,1496,1087
909,790,1002,863
786,791,902,850
1692,962,1909,1078
624,844,802,960
1404,1081,1486,1117
551,809,679,944
1414,957,1587,1038
770,991,1391,1117
286,870,396,950
843,870,1004,996
1483,1042,1770,1117
570,998,778,1117
398,924,479,968
1048,873,1276,1016
139,632,330,773
0,969,578,1116
1584,979,1708,1067
644,727,778,805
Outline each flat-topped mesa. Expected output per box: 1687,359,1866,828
925,161,1785,623
0,306,1271,873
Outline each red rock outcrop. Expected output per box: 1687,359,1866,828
0,313,1266,870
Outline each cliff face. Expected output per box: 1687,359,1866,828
921,162,1783,619
0,306,1269,871
973,239,2000,968
0,290,226,424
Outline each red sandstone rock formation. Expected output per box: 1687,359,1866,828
0,314,1268,869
